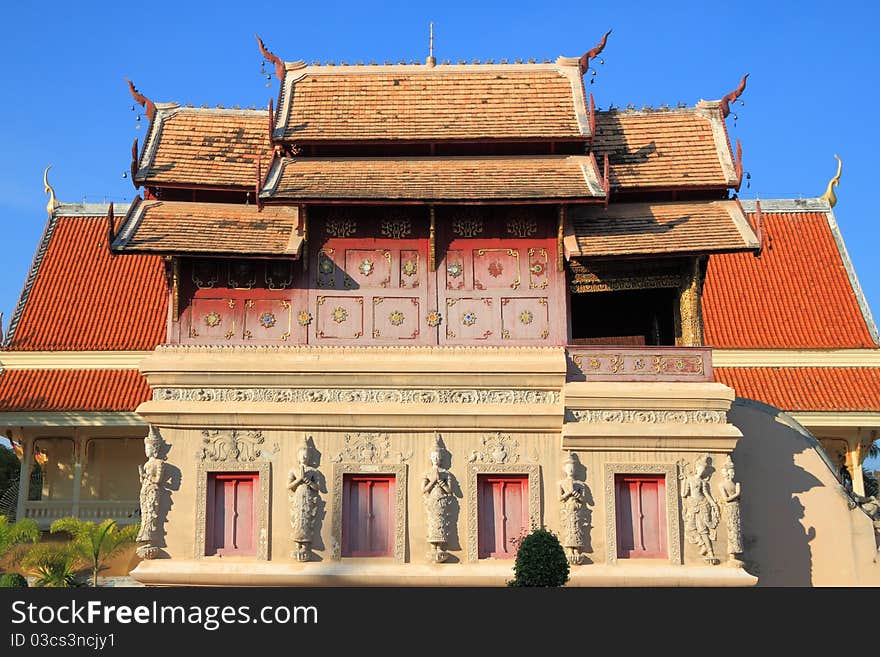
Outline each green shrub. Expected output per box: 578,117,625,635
22,543,84,588
508,528,570,587
0,572,28,588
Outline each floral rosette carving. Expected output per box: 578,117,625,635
331,306,348,324
461,311,477,327
297,310,313,326
426,311,442,327
259,312,276,329
204,311,221,327
388,310,406,326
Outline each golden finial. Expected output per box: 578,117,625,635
820,154,842,207
43,165,59,217
426,22,436,67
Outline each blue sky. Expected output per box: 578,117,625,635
0,2,878,463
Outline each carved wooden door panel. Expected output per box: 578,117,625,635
437,209,565,346
206,473,257,556
615,474,666,559
309,212,433,345
478,475,528,558
342,475,395,557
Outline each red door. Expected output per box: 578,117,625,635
478,475,529,558
615,474,667,559
342,475,395,557
206,472,258,556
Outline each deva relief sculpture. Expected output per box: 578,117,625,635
559,452,590,565
678,454,720,565
422,435,455,563
718,456,744,566
136,426,169,559
288,436,324,562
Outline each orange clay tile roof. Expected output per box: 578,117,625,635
567,200,758,257
703,202,878,349
714,367,880,412
0,369,150,412
112,199,303,256
274,63,589,142
261,155,605,201
591,106,738,191
136,106,272,188
4,208,167,351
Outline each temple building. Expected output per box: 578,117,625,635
0,33,878,586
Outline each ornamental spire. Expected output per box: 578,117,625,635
578,29,611,75
43,165,59,218
820,154,842,207
255,34,285,80
720,74,748,119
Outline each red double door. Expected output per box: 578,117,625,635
478,475,529,559
206,472,258,556
615,474,667,559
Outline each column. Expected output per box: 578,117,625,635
14,433,32,523
851,437,865,497
71,430,83,518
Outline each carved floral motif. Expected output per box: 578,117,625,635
297,310,313,326
259,312,276,329
452,216,483,238
198,429,265,462
461,312,478,327
447,262,463,279
519,310,534,325
388,310,406,326
325,217,357,238
506,216,538,238
204,312,221,328
331,306,349,324
401,260,418,277
569,409,726,424
380,217,412,239
358,259,374,277
467,432,520,464
426,311,442,327
488,261,504,278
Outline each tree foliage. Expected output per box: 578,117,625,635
0,514,39,568
50,518,139,587
508,528,570,587
0,572,28,588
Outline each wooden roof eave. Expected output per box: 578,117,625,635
257,196,607,206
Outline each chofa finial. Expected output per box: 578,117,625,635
255,34,286,80
43,165,59,217
126,78,157,122
820,154,842,207
720,73,749,119
578,29,612,75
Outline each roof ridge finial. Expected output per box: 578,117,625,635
820,154,842,207
126,78,157,122
43,165,59,217
427,22,436,67
255,34,285,80
578,29,612,75
720,73,748,119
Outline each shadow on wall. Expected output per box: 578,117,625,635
729,398,876,586
730,399,822,585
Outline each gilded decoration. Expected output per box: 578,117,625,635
331,306,348,324
467,432,520,464
154,387,560,405
567,259,686,294
461,311,478,327
451,215,483,238
678,454,721,565
297,310,312,326
604,463,682,565
528,248,549,290
568,349,709,381
401,259,418,278
488,261,504,278
388,310,406,326
426,311,442,328
506,216,538,238
318,254,335,275
198,429,265,462
204,312,221,328
325,217,357,238
447,262,463,279
380,217,412,239
259,312,276,329
195,457,271,561
358,259,374,277
466,462,540,563
519,309,534,325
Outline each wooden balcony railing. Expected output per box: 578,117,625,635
566,346,713,382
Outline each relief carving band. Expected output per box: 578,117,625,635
559,452,589,565
136,427,167,559
679,454,720,564
288,436,324,562
719,456,744,566
422,435,455,563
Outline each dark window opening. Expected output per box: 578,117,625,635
570,288,677,346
